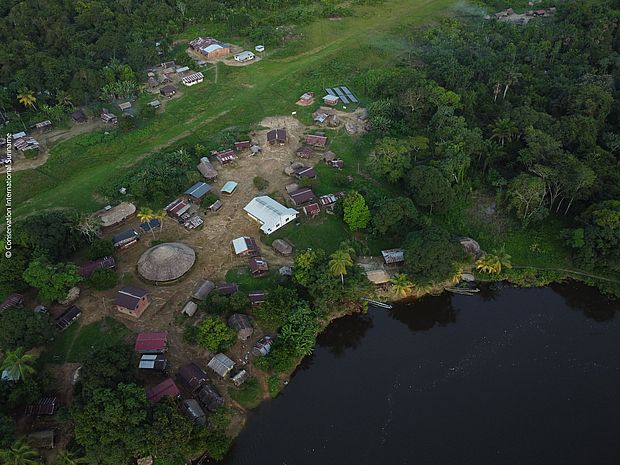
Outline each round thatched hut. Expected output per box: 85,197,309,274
137,242,196,283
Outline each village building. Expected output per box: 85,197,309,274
250,144,262,155
196,383,224,411
252,336,274,357
139,354,167,372
147,378,180,402
289,187,315,206
234,51,255,62
148,99,161,109
176,66,190,74
221,181,238,195
382,249,405,264
182,72,204,86
266,128,287,145
208,199,223,212
97,202,136,230
297,92,315,106
248,290,267,305
302,203,321,217
234,140,251,151
14,136,40,152
115,286,150,318
137,242,196,283
279,265,293,276
101,109,117,124
160,60,176,69
232,236,259,257
232,370,249,387
140,218,161,233
329,159,345,169
296,145,313,159
182,399,206,425
207,353,235,378
184,181,212,203
214,148,236,165
33,120,52,131
177,363,209,394
190,37,230,59
148,76,159,88
182,301,198,317
293,166,317,180
217,283,239,296
78,256,116,278
71,109,87,124
25,397,57,416
112,228,139,249
28,430,55,449
191,280,215,301
118,101,132,112
0,293,23,311
197,157,218,180
249,256,269,276
165,198,191,218
322,151,336,163
272,238,293,255
160,85,177,98
12,131,25,140
56,306,81,330
244,196,298,235
305,134,328,148
228,313,253,340
366,270,391,285
135,332,168,354
322,94,340,106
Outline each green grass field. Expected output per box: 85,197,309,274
42,317,131,364
10,0,453,219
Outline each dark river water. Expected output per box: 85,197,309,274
221,283,620,465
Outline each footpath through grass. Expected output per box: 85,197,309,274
10,0,453,219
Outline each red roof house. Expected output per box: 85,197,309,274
302,203,321,217
78,256,116,278
266,128,287,145
147,379,180,402
249,257,269,276
289,187,315,206
305,134,328,148
135,332,168,354
214,149,236,165
234,140,251,151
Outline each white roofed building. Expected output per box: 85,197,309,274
243,196,298,235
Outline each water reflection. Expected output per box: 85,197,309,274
389,292,457,331
316,313,374,356
552,281,619,322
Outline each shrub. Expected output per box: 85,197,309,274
267,375,281,398
229,378,261,409
196,317,236,352
86,239,115,260
253,176,269,191
87,269,118,291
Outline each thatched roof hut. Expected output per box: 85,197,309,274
228,313,253,340
272,239,293,255
366,270,390,284
191,280,215,301
197,157,218,180
137,242,196,283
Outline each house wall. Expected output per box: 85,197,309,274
204,47,230,59
117,296,150,318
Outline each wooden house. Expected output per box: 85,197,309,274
305,134,328,148
227,313,253,341
147,379,180,402
78,256,116,278
217,282,239,296
252,336,274,356
184,181,212,204
289,187,315,206
56,306,81,330
191,280,215,301
248,256,269,276
134,332,168,354
234,140,251,151
160,85,177,98
196,383,224,411
232,236,259,257
296,145,313,159
101,109,117,124
115,286,150,318
266,128,287,145
112,229,139,249
214,149,236,165
207,353,235,378
248,290,267,305
197,157,218,180
177,363,209,391
71,110,87,124
302,203,321,217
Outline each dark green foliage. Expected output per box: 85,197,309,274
87,268,118,291
0,413,15,447
370,196,418,236
0,247,28,300
14,211,86,260
77,344,136,400
404,227,468,285
229,378,261,409
267,375,281,398
0,370,51,411
86,239,115,260
343,191,371,231
408,165,453,213
252,286,300,329
253,176,269,191
254,340,298,373
22,258,81,303
0,307,53,351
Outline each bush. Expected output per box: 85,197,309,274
183,325,198,345
87,269,118,291
86,239,115,260
267,375,281,398
0,307,53,351
196,317,236,352
253,176,269,191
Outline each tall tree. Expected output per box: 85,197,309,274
0,440,41,465
328,248,354,285
0,348,37,382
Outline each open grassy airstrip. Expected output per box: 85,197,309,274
10,0,453,219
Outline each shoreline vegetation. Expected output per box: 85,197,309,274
0,0,618,464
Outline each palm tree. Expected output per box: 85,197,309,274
390,273,413,298
153,210,166,233
1,347,37,381
54,450,90,465
0,439,42,465
137,207,156,239
490,118,518,146
328,248,354,285
475,248,512,275
17,91,37,111
55,90,73,109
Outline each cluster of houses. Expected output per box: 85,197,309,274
189,36,256,64
364,249,406,284
490,6,556,25
0,123,49,163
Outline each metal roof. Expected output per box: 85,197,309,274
207,353,235,377
135,332,167,353
221,181,238,194
185,182,211,198
243,196,298,234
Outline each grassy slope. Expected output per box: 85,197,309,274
11,0,453,218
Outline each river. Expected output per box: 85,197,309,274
221,283,619,465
